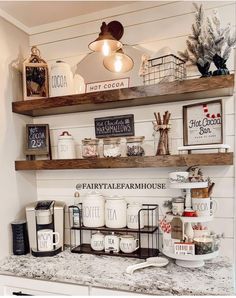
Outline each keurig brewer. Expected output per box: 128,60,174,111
26,200,65,257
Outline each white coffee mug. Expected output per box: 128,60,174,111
192,198,217,217
120,235,139,253
37,229,60,251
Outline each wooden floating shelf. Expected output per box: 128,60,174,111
15,153,233,171
12,74,234,117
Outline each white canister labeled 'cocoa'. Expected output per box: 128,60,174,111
50,61,74,97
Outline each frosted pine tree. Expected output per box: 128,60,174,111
178,3,214,77
206,9,236,75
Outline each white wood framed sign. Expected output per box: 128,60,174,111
183,100,223,146
86,78,129,93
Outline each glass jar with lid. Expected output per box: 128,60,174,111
126,136,145,156
82,138,99,158
172,197,185,216
103,138,121,157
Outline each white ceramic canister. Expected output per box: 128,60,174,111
50,61,74,97
91,231,105,251
105,196,127,228
127,203,144,229
57,131,76,159
104,232,120,253
82,193,105,228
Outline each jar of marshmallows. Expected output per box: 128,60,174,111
103,138,121,157
82,138,99,158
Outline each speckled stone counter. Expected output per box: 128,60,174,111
0,249,234,295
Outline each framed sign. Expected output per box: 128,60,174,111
25,124,50,157
95,114,134,138
183,100,223,146
86,78,129,93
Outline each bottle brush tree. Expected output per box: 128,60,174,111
207,10,236,75
178,3,214,77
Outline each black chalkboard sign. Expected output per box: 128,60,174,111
25,124,50,156
94,114,135,138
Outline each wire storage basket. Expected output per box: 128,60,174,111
142,54,186,85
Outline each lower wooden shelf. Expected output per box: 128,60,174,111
15,153,233,171
71,244,159,259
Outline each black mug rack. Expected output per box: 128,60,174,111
68,203,160,259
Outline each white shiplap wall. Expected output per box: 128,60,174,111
29,1,235,259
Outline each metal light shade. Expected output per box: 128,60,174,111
89,22,123,56
103,49,134,73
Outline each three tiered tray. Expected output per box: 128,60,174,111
162,181,219,268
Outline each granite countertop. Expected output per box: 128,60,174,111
0,249,234,296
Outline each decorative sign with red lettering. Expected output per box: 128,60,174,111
183,100,223,146
86,78,129,93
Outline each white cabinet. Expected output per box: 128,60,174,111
90,287,146,296
0,275,147,296
0,275,89,296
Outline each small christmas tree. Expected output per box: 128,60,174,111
178,3,214,77
207,9,236,75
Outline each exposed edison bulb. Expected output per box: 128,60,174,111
114,56,122,72
102,41,110,56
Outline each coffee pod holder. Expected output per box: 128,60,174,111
68,204,160,259
162,181,219,268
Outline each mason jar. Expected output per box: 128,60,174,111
126,136,145,156
172,197,185,216
103,138,121,157
82,138,99,158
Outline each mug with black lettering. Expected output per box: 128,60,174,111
192,197,217,217
37,229,60,251
120,235,139,253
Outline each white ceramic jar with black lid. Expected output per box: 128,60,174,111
57,131,76,159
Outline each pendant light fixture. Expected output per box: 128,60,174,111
89,21,124,56
103,48,134,73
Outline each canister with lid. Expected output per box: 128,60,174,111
57,131,76,159
103,138,121,157
126,136,145,156
127,202,144,229
50,61,74,97
82,138,99,158
172,197,185,216
82,193,105,227
104,232,120,253
105,196,127,228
